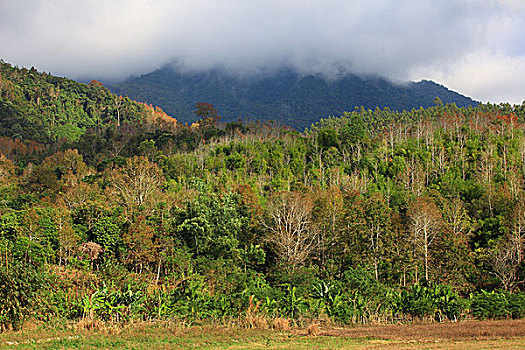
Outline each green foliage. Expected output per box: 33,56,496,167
172,192,249,262
0,60,160,144
4,61,525,328
281,285,308,318
395,284,467,321
471,290,510,319
91,216,123,256
78,282,146,322
0,264,46,331
310,281,353,323
508,293,525,319
170,276,219,319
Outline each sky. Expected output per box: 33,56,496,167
1,0,524,104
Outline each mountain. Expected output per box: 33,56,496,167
109,66,478,129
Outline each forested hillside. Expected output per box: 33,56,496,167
109,66,478,128
2,62,525,331
0,60,176,144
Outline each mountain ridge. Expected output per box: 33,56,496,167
109,66,478,129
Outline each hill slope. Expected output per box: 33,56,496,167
0,60,176,144
109,66,478,129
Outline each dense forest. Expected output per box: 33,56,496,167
2,60,525,332
109,66,478,129
0,59,177,144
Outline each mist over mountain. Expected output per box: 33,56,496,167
109,66,478,129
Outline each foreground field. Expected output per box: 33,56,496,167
2,320,525,349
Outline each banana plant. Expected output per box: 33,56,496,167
281,286,307,318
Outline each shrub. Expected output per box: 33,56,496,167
507,293,525,319
470,290,509,319
394,284,467,321
395,284,435,318
0,264,46,331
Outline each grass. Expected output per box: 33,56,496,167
2,320,525,349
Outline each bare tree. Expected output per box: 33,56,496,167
109,156,164,217
312,187,344,269
507,164,523,200
408,196,442,282
478,143,496,213
114,96,124,127
398,155,425,196
262,192,317,271
488,234,522,291
54,205,79,267
498,198,525,291
363,193,391,280
440,196,473,244
62,181,101,212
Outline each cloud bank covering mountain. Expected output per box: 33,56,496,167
109,66,478,129
1,0,524,104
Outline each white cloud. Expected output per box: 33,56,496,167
409,0,525,104
1,0,524,103
411,52,525,104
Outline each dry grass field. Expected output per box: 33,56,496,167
295,319,525,349
1,319,525,349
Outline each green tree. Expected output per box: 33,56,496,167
91,216,122,257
